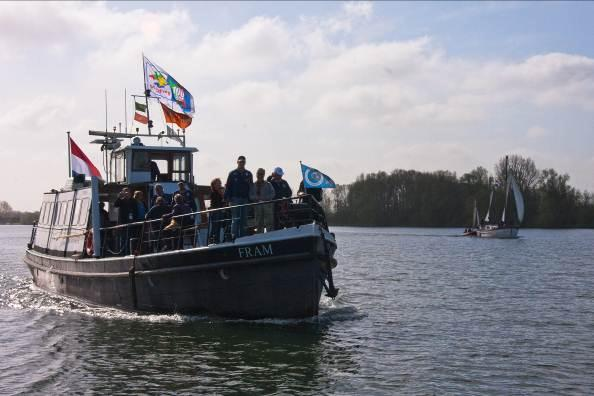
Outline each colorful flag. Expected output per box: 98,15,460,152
134,100,148,124
144,56,195,117
134,112,148,124
160,102,192,129
70,137,102,180
135,101,147,112
301,163,336,188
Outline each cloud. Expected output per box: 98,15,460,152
526,126,548,139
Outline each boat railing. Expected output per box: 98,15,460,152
97,194,326,258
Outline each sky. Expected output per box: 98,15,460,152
1,1,593,211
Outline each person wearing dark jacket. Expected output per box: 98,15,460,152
174,182,197,212
162,194,192,223
145,196,171,251
267,167,292,199
146,196,171,220
113,187,134,224
298,180,323,202
161,194,192,250
151,184,171,207
224,155,253,238
267,167,292,229
208,178,227,244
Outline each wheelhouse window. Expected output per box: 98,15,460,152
172,153,190,182
111,152,126,183
132,151,150,171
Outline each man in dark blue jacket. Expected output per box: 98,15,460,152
174,181,197,212
224,155,253,238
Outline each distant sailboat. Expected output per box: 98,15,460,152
463,199,480,236
476,156,525,238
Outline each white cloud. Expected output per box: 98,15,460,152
526,126,548,138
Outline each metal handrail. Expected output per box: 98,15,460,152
101,194,325,257
29,194,326,258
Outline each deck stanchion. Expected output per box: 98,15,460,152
91,176,102,258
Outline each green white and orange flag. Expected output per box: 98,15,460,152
134,100,148,124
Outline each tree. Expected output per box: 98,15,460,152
495,155,539,192
0,201,13,214
460,166,489,185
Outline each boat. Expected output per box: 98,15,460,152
462,200,480,236
23,57,339,319
476,156,525,238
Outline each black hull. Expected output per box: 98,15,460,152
24,228,336,319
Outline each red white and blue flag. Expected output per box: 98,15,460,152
70,137,102,180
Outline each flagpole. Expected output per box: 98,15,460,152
67,131,72,178
124,88,128,134
142,53,152,135
104,90,108,132
300,161,308,195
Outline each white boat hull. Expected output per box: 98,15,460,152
477,226,519,239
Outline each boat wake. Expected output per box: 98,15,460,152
1,277,363,326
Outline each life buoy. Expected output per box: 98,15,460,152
85,230,94,256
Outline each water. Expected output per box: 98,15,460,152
1,225,593,395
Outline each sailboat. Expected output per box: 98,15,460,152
476,156,525,238
462,199,480,236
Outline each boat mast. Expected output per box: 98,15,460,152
502,155,510,224
142,53,152,135
484,180,494,224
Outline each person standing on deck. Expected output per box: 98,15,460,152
174,182,197,212
151,184,171,206
224,155,253,238
114,187,134,224
249,168,275,233
267,167,292,229
208,178,227,244
145,196,171,251
133,191,147,221
146,196,171,220
297,180,323,202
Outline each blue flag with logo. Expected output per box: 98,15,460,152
301,163,336,188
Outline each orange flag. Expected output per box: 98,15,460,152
160,102,192,129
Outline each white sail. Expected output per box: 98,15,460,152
501,177,511,223
484,191,493,223
472,200,479,228
474,206,481,228
510,174,525,223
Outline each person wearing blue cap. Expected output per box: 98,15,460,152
267,167,292,229
267,167,292,199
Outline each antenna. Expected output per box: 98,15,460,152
142,53,152,135
124,88,128,134
104,89,108,133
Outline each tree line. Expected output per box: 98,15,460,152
0,201,39,225
323,155,594,228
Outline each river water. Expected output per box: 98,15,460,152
1,225,593,395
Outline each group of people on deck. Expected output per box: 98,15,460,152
113,181,196,227
211,155,323,242
215,155,294,241
105,155,321,251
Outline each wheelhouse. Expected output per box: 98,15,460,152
109,140,197,185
